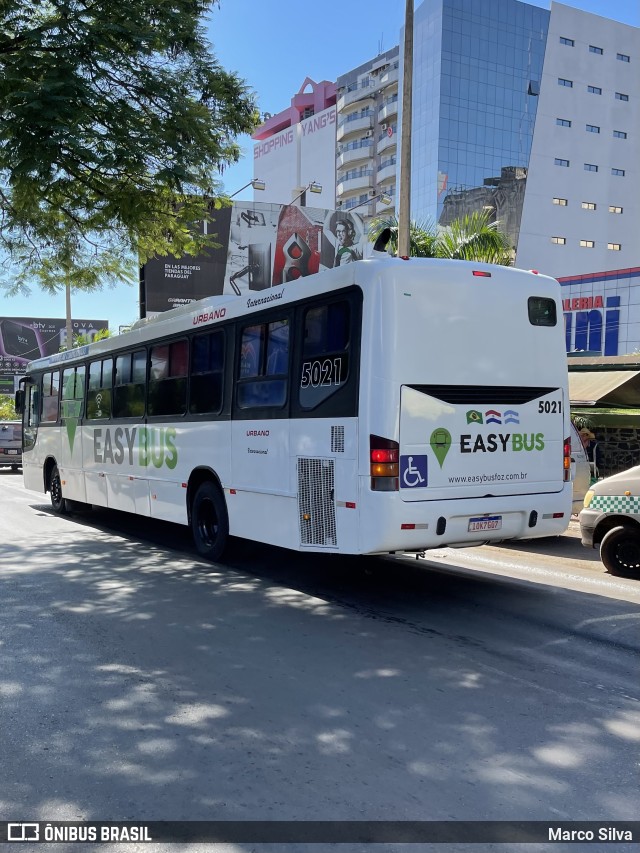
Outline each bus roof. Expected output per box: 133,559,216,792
25,257,557,372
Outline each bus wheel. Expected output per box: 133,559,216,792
49,464,69,515
600,525,640,578
191,481,229,562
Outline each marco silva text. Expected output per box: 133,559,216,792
549,826,634,842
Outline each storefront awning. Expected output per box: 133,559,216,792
569,370,640,406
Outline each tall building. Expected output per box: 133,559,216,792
409,0,638,278
334,47,400,217
251,78,337,209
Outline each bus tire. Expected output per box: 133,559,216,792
191,481,229,562
49,464,69,515
599,525,640,578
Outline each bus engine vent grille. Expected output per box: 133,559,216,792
331,425,345,453
297,458,337,548
406,385,557,405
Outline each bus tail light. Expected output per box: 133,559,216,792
370,435,399,491
563,436,571,481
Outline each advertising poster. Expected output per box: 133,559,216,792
0,317,108,395
141,201,366,316
141,208,233,314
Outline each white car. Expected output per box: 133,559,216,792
0,421,22,472
580,466,640,578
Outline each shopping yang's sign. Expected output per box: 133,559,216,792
563,295,620,356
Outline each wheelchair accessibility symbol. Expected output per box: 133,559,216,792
400,455,428,488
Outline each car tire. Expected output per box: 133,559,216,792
49,464,69,515
191,481,229,562
599,525,640,578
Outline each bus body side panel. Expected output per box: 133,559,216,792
24,425,61,494
290,417,359,553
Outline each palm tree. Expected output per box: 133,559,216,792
368,209,513,266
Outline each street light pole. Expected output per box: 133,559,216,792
398,0,413,258
228,178,266,199
290,182,322,206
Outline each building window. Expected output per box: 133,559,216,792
553,197,568,206
560,36,575,46
613,130,628,139
587,85,602,95
611,168,625,176
615,92,629,101
584,163,598,172
589,45,603,54
558,78,573,87
617,53,630,62
580,240,595,248
556,118,571,127
609,206,623,214
586,124,600,133
555,158,570,167
608,243,622,251
581,202,596,210
551,236,566,245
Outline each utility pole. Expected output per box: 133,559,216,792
398,0,413,258
65,278,73,351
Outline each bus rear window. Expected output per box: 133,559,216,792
528,297,557,326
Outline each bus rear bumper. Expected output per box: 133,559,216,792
358,488,572,555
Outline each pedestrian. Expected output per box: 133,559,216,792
579,427,601,481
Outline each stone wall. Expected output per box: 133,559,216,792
592,426,640,478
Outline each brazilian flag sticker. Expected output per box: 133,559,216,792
466,409,483,424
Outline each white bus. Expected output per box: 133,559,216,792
16,256,572,561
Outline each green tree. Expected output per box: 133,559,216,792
368,210,514,265
0,395,17,420
0,0,259,298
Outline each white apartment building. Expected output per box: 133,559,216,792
334,47,400,218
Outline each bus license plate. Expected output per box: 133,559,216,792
468,515,502,532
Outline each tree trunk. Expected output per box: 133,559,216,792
65,279,73,351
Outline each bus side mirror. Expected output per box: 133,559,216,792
14,388,24,415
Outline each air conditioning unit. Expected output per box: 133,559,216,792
369,190,376,197
381,123,388,131
365,130,373,138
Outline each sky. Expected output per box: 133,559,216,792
2,0,638,334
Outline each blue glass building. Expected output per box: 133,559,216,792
410,0,549,246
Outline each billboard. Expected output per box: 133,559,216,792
0,317,109,394
141,200,366,317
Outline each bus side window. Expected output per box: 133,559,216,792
41,370,60,423
299,301,350,410
237,320,288,410
61,365,86,421
190,330,225,415
113,350,146,418
87,358,113,420
148,339,188,417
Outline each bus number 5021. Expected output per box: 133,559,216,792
300,358,342,388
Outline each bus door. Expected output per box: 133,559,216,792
59,364,87,502
19,377,42,492
230,317,292,536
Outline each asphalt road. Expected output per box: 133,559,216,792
1,472,638,853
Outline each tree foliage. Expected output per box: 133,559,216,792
0,394,17,419
0,0,259,295
368,210,514,266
